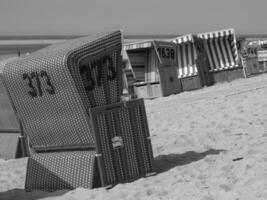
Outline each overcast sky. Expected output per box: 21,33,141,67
1,0,267,36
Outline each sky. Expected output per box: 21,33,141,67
0,0,267,36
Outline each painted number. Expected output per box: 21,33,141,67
80,55,116,92
157,47,175,59
23,71,55,97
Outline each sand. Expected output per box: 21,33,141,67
1,73,267,200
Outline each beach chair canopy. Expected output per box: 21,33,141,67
2,31,123,151
124,39,177,64
171,34,204,78
198,28,239,72
124,40,177,83
172,33,196,44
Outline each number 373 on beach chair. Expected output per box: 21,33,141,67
1,31,155,191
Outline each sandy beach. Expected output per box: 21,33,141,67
1,73,267,200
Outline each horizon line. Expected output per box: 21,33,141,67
0,33,267,40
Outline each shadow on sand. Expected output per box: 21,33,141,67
0,188,69,200
0,149,225,199
154,149,225,174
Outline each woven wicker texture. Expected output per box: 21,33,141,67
89,99,155,186
2,31,123,151
25,151,96,191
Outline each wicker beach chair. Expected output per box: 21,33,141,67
2,31,123,151
2,31,155,191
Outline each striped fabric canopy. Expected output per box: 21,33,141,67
198,29,235,39
171,34,196,44
124,40,153,51
171,34,199,78
198,28,239,72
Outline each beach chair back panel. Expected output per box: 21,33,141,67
90,99,155,186
2,31,122,151
25,151,97,191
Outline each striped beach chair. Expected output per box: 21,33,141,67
197,28,243,82
172,34,213,90
1,31,155,191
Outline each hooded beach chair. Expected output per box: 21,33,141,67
1,31,155,191
198,28,242,82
